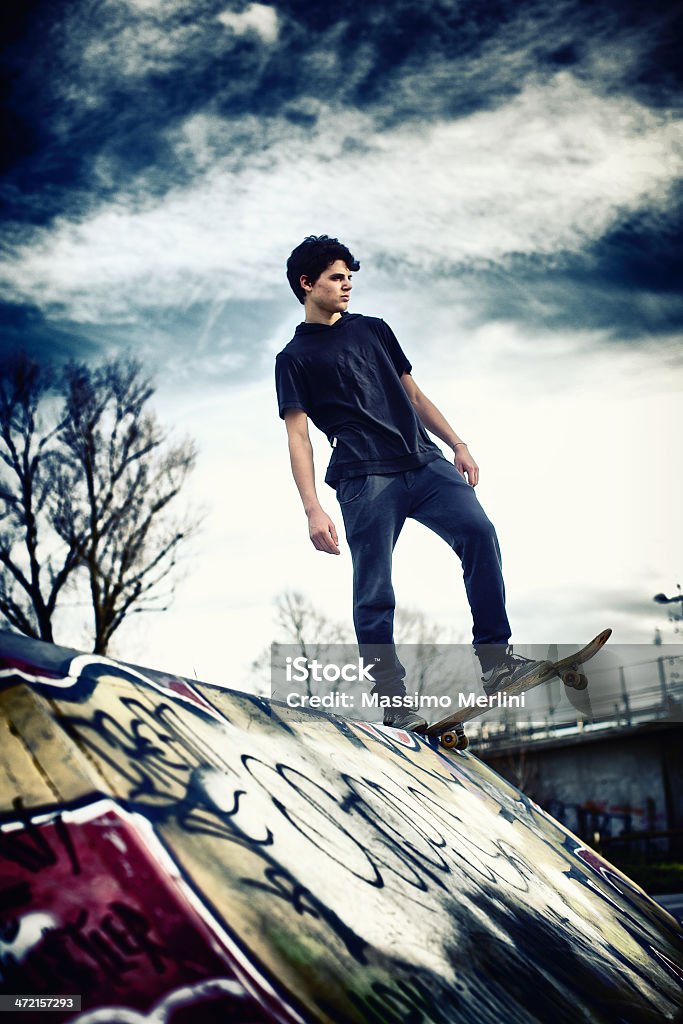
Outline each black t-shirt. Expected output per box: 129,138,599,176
275,313,441,485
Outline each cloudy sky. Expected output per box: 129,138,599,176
1,0,682,687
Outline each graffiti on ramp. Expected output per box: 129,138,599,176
0,629,682,1023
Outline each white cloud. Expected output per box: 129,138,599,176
51,1,279,111
217,4,279,45
1,73,680,321
55,3,203,94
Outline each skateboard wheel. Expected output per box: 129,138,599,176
441,731,458,749
563,670,588,690
456,733,469,750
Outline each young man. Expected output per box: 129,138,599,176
275,235,550,731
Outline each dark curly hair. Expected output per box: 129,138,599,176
286,235,360,304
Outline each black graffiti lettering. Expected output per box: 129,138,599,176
346,973,454,1024
27,924,98,991
110,902,167,974
243,756,383,886
404,787,520,890
0,801,81,878
0,881,31,917
348,724,462,795
0,918,19,945
181,772,273,847
242,753,520,904
174,803,250,844
1,902,172,993
62,904,169,980
100,909,139,956
0,918,19,950
83,928,133,979
60,701,253,846
0,800,58,873
62,704,195,807
492,840,532,894
244,866,369,966
54,813,81,876
61,702,279,847
0,949,74,994
62,909,125,981
154,702,234,775
245,752,506,905
342,775,455,892
256,747,533,904
275,761,494,899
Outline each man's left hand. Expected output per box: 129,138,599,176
454,444,479,487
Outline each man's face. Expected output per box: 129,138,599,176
301,259,353,314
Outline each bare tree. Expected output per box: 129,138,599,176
251,591,351,693
393,607,465,697
273,590,352,655
0,353,199,653
0,355,76,641
252,589,464,699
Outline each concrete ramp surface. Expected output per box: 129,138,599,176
0,630,681,1023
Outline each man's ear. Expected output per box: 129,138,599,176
300,274,311,293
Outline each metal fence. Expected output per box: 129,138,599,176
471,649,683,750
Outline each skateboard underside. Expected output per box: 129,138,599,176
426,628,612,750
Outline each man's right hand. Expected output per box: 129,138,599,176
307,507,340,554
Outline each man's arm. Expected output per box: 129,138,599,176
400,373,480,487
283,409,340,554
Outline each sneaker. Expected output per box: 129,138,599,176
481,646,552,696
383,706,428,732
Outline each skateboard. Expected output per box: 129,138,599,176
425,628,612,751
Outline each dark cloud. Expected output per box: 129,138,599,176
130,295,284,387
0,302,101,366
449,201,683,341
583,207,683,297
0,294,284,388
1,0,681,224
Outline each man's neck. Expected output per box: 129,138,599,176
304,305,342,326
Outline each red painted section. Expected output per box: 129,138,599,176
0,803,281,1022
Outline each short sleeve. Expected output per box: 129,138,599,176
275,352,311,419
378,319,412,376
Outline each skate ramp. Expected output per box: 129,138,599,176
0,629,681,1023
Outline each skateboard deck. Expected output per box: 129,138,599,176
425,628,612,750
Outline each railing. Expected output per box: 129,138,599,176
599,828,683,858
470,652,683,751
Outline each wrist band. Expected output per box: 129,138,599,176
453,442,467,448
